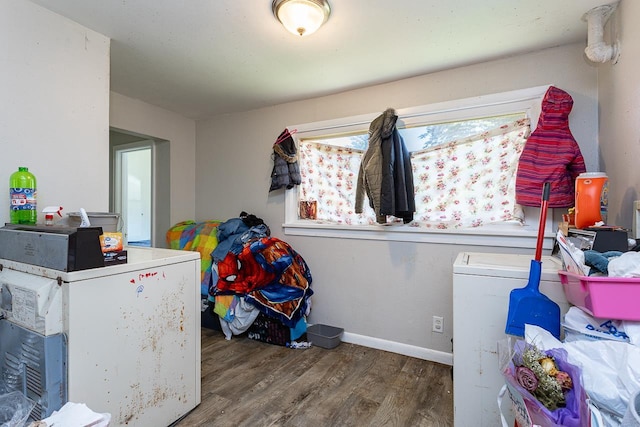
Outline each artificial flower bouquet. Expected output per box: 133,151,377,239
500,339,590,427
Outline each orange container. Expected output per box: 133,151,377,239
574,172,608,228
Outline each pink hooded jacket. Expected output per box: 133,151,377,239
515,86,586,207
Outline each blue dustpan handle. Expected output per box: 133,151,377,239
525,259,542,292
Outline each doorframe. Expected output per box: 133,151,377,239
109,128,171,248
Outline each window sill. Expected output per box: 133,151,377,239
283,221,556,250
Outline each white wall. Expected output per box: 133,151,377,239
0,0,109,224
109,92,197,245
196,43,598,357
599,0,640,231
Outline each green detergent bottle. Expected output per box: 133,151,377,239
10,167,37,225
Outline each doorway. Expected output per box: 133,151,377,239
110,129,171,248
114,143,152,246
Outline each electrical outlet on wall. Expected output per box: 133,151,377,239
432,316,444,333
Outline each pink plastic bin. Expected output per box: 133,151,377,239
558,270,640,320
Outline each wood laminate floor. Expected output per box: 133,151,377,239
175,328,453,427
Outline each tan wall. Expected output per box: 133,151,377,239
110,92,197,244
598,0,640,231
196,43,599,353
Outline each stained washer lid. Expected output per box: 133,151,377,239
453,252,563,281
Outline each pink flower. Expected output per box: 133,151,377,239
516,366,538,392
555,371,573,390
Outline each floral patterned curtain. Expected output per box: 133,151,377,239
298,141,376,225
410,118,530,229
298,118,530,229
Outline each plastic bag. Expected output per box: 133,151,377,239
0,391,35,427
36,402,111,427
526,323,640,422
556,230,589,276
499,337,590,427
623,321,640,347
621,389,640,427
564,306,630,343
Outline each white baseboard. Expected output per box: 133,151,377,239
341,331,453,366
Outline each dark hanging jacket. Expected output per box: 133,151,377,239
515,86,586,207
356,108,415,223
269,129,301,192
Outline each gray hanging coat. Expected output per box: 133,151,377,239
269,129,301,192
355,108,415,224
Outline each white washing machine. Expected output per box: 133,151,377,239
452,252,569,427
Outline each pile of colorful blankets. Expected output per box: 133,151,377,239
166,220,221,296
166,213,313,342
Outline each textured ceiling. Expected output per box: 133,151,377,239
30,0,614,120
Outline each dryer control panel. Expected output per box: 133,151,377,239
0,267,63,336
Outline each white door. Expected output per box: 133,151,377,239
113,142,153,246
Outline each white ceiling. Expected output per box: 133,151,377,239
29,0,612,120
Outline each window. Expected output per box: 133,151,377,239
284,86,552,247
298,113,529,228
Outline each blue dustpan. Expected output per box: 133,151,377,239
505,259,561,338
505,182,561,339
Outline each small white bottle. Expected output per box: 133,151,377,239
42,206,63,226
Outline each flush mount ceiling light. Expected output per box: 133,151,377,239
272,0,331,37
